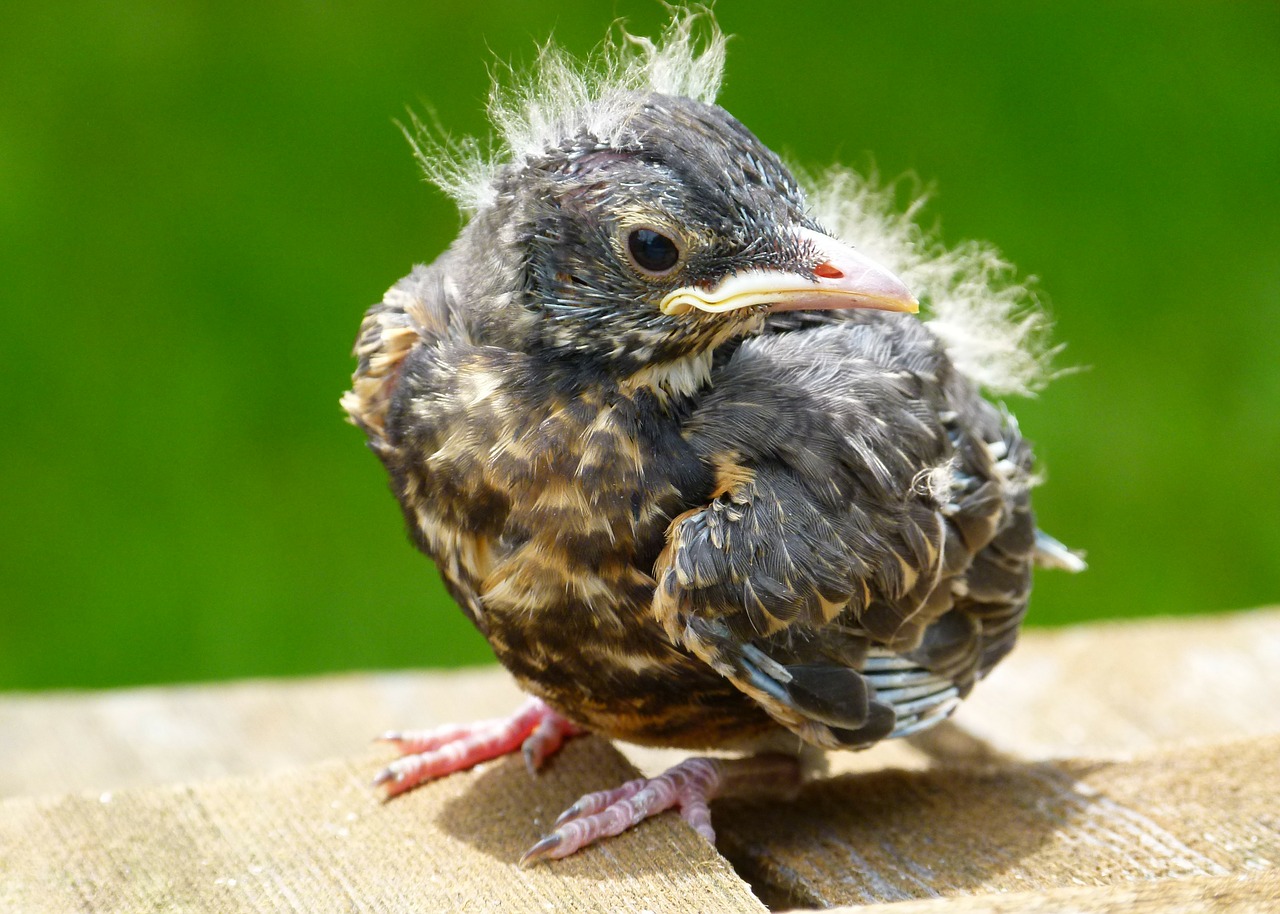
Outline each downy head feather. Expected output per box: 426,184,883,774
406,9,1055,395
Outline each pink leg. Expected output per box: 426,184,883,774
374,697,583,799
521,753,799,864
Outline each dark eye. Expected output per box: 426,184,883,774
626,227,681,275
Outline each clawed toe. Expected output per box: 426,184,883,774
373,698,582,799
521,757,725,864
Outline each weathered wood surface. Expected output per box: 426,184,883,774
833,871,1280,914
2,608,1279,912
1,736,763,914
0,668,522,799
718,735,1279,908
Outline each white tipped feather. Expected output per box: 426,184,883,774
407,10,726,215
802,167,1057,396
1035,530,1088,572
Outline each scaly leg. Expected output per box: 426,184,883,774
521,753,800,864
374,697,583,798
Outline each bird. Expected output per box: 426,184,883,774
342,13,1083,864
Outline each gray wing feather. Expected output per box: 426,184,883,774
656,313,1041,750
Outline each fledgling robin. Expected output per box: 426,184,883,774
342,14,1082,863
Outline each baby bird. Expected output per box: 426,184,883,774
342,14,1081,863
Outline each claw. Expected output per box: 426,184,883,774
523,712,584,776
519,833,564,866
553,799,587,828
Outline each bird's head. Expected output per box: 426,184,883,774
411,14,922,394
478,95,918,383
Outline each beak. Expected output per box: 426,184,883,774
660,227,918,317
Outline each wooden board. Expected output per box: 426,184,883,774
3,608,1279,912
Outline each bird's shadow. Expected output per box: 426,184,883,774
714,727,1115,908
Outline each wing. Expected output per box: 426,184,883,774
341,262,460,460
654,314,1037,749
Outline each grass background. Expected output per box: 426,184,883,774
2,2,1277,692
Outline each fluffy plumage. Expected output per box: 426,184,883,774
344,11,1079,862
406,12,1052,395
406,13,726,215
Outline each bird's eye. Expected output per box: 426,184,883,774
625,227,681,276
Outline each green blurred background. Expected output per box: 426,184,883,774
2,2,1277,692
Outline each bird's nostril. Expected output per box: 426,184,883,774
814,262,844,279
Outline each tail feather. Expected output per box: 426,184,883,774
1034,530,1087,573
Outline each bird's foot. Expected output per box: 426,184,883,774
520,753,799,864
374,696,583,799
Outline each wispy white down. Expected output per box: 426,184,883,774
802,168,1056,396
408,9,1054,395
406,9,726,215
912,458,959,504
